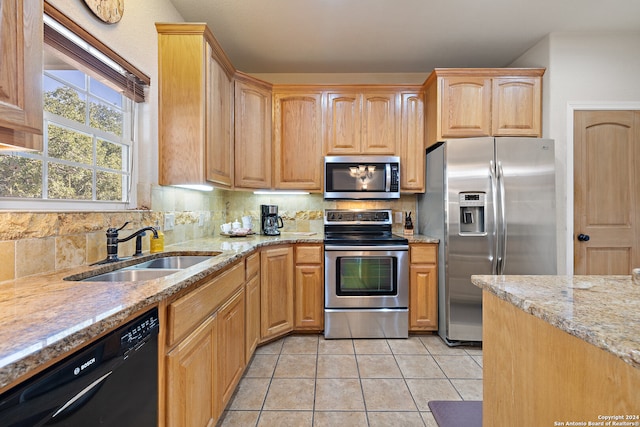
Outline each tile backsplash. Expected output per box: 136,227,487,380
0,186,416,282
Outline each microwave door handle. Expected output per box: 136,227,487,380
385,163,391,192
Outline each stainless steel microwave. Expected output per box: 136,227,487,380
324,155,400,199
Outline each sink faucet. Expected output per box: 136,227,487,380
104,222,159,263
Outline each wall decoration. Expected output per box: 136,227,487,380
83,0,124,24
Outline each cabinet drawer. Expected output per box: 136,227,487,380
295,245,323,264
167,261,244,346
246,252,260,279
410,244,437,264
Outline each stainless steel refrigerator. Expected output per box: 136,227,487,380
417,137,556,344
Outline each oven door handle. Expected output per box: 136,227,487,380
324,245,409,251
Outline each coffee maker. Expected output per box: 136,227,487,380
261,205,284,236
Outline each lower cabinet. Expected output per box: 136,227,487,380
245,252,261,361
164,261,245,427
260,246,294,340
217,288,246,408
166,314,219,427
409,243,438,331
294,245,324,331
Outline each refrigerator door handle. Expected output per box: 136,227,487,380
489,160,499,275
497,161,507,274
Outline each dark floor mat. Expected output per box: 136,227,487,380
428,400,482,427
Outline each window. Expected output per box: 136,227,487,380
0,5,149,208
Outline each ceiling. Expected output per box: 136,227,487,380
168,0,640,74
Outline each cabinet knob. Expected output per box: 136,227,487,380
577,233,590,242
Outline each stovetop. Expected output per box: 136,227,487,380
323,209,408,245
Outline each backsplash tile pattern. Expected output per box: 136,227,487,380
1,186,417,283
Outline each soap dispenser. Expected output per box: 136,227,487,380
150,220,164,253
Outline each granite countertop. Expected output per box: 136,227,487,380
471,275,640,370
0,232,438,391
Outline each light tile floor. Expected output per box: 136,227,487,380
218,334,482,427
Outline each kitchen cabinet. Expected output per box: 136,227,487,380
424,68,544,148
156,23,235,189
409,243,438,331
260,245,294,339
234,72,272,189
294,244,324,331
272,88,324,191
217,287,246,409
166,313,218,427
399,91,425,192
0,0,43,151
164,261,244,426
324,89,398,155
245,252,261,361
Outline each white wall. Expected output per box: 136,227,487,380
47,0,185,207
510,32,640,274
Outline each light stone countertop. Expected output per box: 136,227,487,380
471,274,640,370
0,232,438,391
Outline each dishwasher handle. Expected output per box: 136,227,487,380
50,371,113,420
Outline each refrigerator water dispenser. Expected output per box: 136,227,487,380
459,192,486,235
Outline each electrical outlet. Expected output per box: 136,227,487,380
198,212,205,227
164,213,175,231
395,211,404,224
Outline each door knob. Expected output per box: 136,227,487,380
577,233,590,242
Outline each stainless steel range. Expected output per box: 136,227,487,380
324,209,409,339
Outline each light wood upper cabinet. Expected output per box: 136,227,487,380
234,72,272,189
206,52,234,187
294,245,324,331
399,92,425,192
424,68,544,148
324,90,398,155
491,77,541,136
0,0,43,151
156,23,235,188
273,88,324,191
409,243,438,331
440,76,492,139
260,245,294,340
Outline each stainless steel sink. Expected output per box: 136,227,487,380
81,269,181,282
71,254,218,282
126,255,213,270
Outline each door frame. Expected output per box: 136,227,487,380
566,101,640,274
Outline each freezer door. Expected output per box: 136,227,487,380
496,138,556,275
445,138,496,342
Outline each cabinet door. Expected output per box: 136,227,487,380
235,78,272,188
294,264,324,330
0,0,43,150
260,246,294,339
325,91,361,154
409,264,438,331
400,92,425,192
440,76,491,138
206,54,234,187
491,77,541,137
361,92,398,154
273,91,323,190
218,288,246,408
166,314,219,427
245,273,261,361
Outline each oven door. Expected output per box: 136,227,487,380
324,245,409,308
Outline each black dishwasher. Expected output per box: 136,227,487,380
0,307,159,427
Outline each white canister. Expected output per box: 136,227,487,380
242,215,253,229
232,219,242,230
